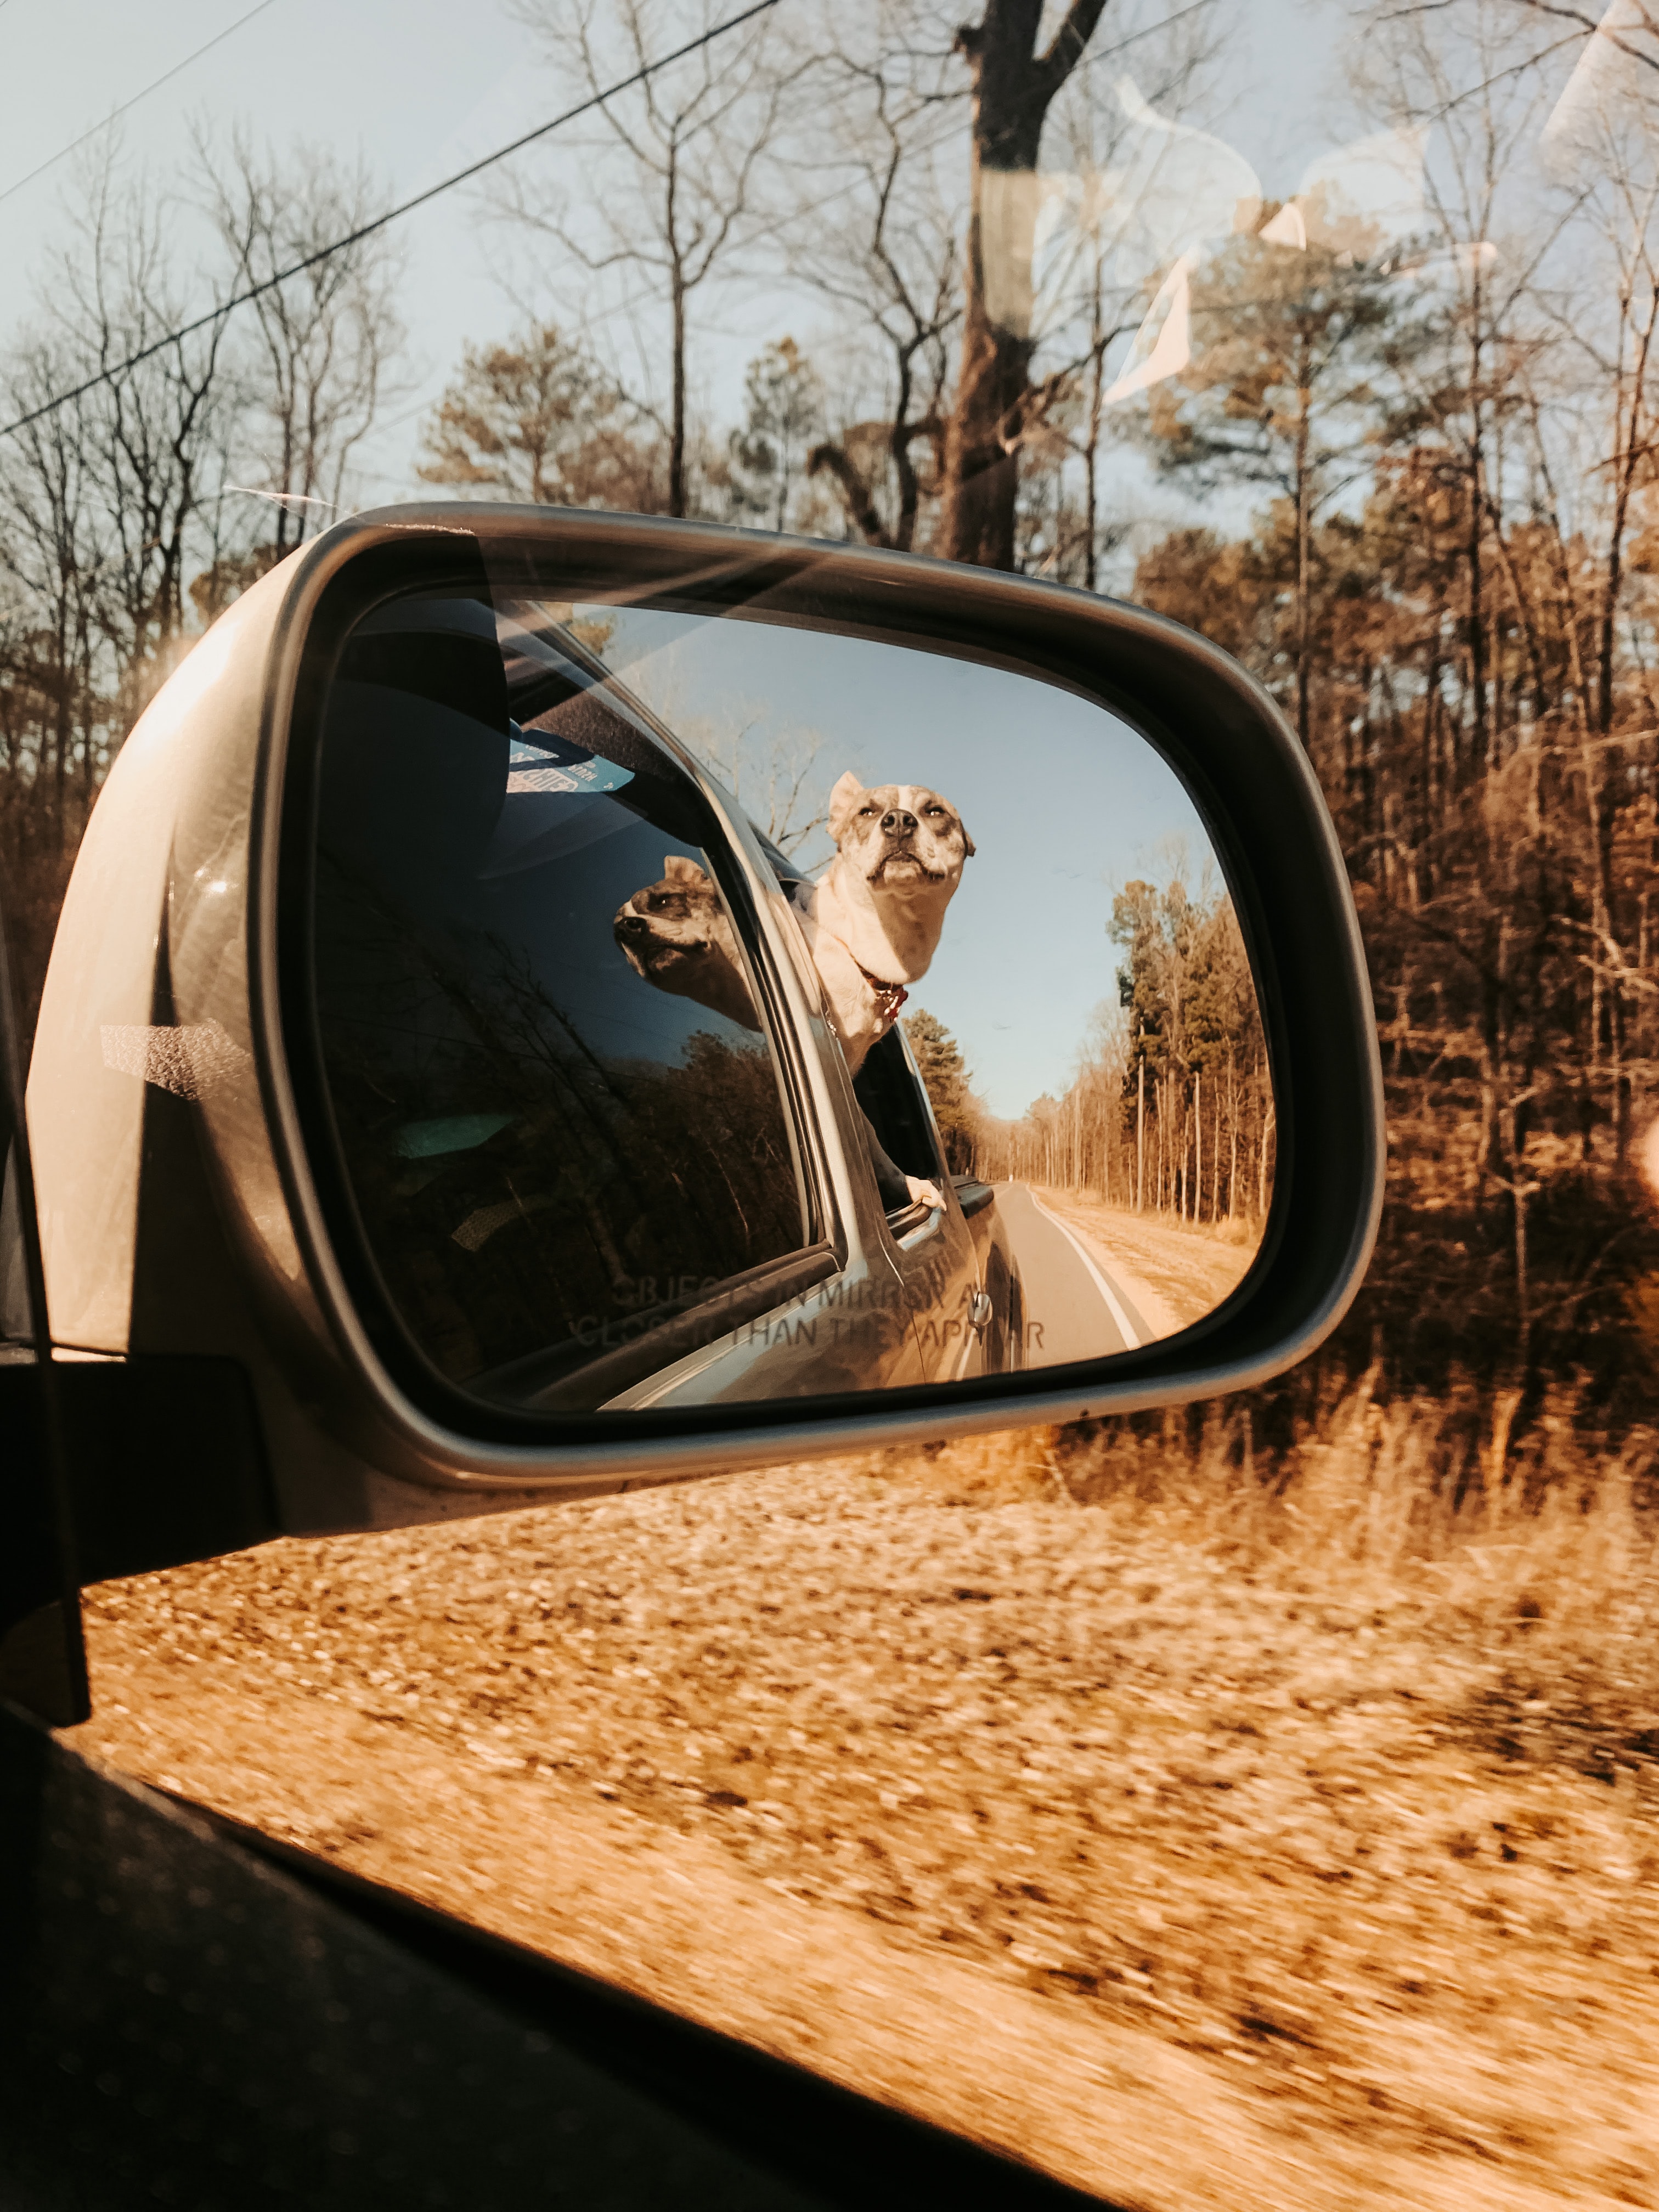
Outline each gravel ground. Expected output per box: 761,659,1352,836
67,1436,1659,2211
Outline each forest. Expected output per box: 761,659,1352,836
906,867,1275,1235
4,0,1659,1410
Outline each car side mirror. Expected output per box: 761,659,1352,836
19,508,1381,1570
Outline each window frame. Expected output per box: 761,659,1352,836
281,549,854,1433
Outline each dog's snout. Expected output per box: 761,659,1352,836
881,807,918,836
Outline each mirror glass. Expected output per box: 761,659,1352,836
308,581,1274,1412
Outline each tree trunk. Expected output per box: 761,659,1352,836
1258,1094,1272,1220
1467,274,1488,774
669,274,687,519
938,0,1107,570
1227,1051,1237,1221
52,631,70,851
1194,1071,1202,1224
890,343,921,552
1598,283,1657,733
1084,250,1104,592
1211,1073,1221,1221
1294,349,1312,751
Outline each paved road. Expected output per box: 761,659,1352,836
996,1184,1152,1368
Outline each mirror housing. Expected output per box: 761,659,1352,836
25,507,1383,1544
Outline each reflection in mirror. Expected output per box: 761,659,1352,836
308,586,1273,1413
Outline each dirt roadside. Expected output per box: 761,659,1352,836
65,1448,1659,2211
1029,1188,1260,1335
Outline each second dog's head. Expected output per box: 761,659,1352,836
826,773,974,902
613,855,759,1030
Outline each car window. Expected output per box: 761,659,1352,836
309,594,813,1410
853,1028,945,1210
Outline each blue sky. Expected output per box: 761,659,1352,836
594,606,1222,1119
1,0,1356,515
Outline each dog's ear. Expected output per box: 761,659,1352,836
827,770,865,845
960,819,975,859
662,854,704,884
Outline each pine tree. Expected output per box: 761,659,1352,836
729,338,821,532
903,1007,976,1171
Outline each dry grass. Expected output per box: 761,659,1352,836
67,1381,1659,2209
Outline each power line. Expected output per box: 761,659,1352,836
292,1,1221,501
0,0,782,444
0,0,286,213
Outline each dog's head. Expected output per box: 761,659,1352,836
613,855,758,1028
827,772,974,896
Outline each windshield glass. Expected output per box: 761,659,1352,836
13,6,1659,2205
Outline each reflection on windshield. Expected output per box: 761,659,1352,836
18,7,1659,2193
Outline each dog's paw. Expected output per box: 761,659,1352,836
905,1175,945,1211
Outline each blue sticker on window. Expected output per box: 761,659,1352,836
507,724,634,797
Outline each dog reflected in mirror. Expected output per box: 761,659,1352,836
613,855,760,1030
789,774,973,1080
613,849,943,1213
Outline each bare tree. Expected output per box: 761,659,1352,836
1030,9,1230,589
498,0,794,518
199,129,405,557
785,0,1224,571
1146,234,1402,747
1357,0,1571,773
0,342,108,838
938,0,1108,570
1506,17,1659,1155
693,709,830,854
44,150,240,717
788,10,963,550
596,628,830,853
1530,0,1659,732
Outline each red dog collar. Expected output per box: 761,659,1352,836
856,962,909,1025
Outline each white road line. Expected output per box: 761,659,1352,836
1028,1193,1143,1351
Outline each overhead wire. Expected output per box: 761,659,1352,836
445,3,1218,403
0,0,782,444
3,0,1216,459
0,0,286,212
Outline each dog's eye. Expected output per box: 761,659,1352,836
924,805,944,817
858,805,877,816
